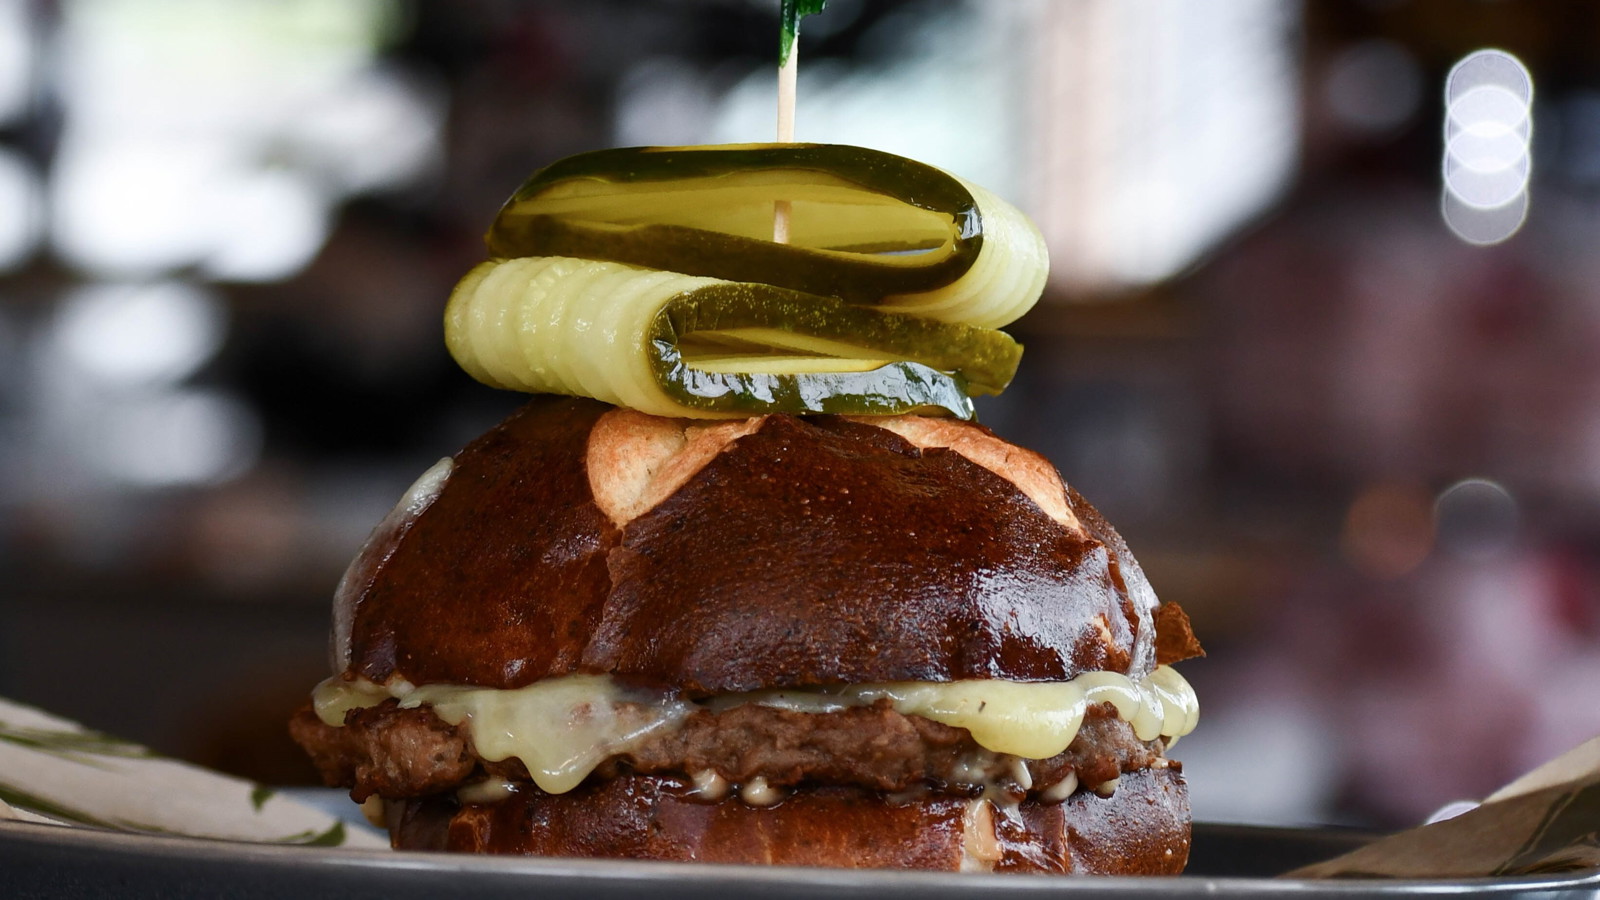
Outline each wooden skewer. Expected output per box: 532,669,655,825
774,38,797,244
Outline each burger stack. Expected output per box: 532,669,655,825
290,143,1204,874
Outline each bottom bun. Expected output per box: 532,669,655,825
389,766,1189,874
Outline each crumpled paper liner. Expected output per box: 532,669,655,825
0,796,55,824
0,695,385,849
1291,736,1600,878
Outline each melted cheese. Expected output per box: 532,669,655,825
313,666,1199,796
718,666,1199,759
1041,771,1079,803
313,674,693,794
458,778,519,804
959,798,1001,872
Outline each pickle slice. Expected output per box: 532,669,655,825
446,257,1022,419
485,144,1047,329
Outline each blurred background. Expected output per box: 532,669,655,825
1,0,1597,831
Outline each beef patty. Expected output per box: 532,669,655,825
290,698,1172,803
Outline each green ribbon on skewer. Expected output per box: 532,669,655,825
780,0,828,67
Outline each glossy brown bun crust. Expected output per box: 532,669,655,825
390,767,1189,874
341,396,1160,693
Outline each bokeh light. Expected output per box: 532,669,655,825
53,282,226,387
1441,49,1533,245
0,0,32,126
87,388,262,488
1434,478,1520,560
1341,483,1436,579
48,0,436,282
0,148,43,272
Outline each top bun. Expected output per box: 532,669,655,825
337,397,1159,694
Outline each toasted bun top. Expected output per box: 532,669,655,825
340,396,1159,693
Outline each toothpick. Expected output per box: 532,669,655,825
774,39,797,244
774,0,823,244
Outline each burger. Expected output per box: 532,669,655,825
290,396,1203,873
290,141,1202,874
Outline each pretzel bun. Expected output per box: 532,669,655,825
337,396,1160,692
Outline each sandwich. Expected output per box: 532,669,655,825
290,143,1203,873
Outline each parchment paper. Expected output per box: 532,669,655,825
1291,736,1600,878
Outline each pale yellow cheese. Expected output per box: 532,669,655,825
734,666,1199,760
313,674,693,794
313,667,1199,796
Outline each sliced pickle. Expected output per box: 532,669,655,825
446,257,1022,419
687,355,891,375
485,144,1047,329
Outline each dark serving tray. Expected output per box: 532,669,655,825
2,819,1596,899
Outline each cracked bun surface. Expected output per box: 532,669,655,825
339,396,1160,692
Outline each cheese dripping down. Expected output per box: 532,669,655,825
313,666,1199,795
314,674,692,795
